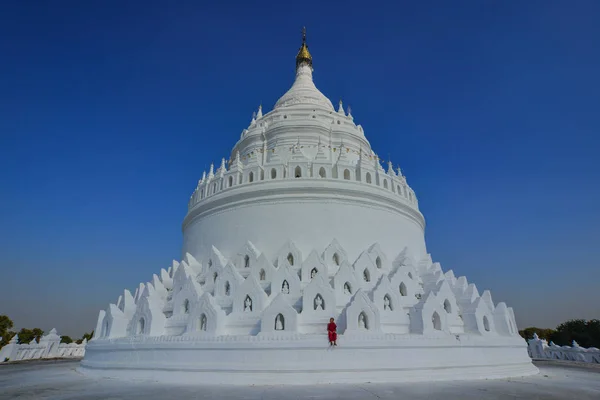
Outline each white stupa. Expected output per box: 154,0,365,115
80,29,537,384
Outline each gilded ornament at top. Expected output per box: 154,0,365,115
296,26,313,69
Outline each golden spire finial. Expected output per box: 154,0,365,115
296,26,312,70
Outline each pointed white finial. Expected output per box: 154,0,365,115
251,111,256,125
208,163,214,178
256,104,263,119
337,100,345,114
201,171,206,181
397,166,402,176
220,158,226,171
347,105,352,117
387,161,394,174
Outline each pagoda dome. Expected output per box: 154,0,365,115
274,29,334,111
80,28,537,387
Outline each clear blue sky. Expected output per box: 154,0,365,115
1,1,599,337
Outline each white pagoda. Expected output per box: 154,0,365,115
80,29,537,384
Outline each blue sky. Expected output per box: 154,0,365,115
1,1,598,337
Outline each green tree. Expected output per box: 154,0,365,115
0,315,15,348
549,319,600,348
60,335,73,344
76,331,94,344
17,328,44,344
519,327,555,341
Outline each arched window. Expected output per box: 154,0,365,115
444,299,452,314
310,267,318,279
225,281,230,296
366,172,372,184
343,282,352,295
333,253,340,266
271,168,277,179
383,294,393,311
244,255,250,268
201,189,204,199
287,253,294,266
275,313,285,330
399,282,407,296
397,185,401,194
319,167,326,178
243,295,253,312
375,256,382,269
363,269,370,282
344,169,350,180
199,314,207,331
313,294,325,310
259,269,266,281
358,312,369,330
383,180,388,189
183,299,190,314
483,316,490,332
281,280,290,294
238,174,242,184
249,171,254,183
137,318,145,335
228,176,233,187
432,312,441,331
295,166,302,178
409,192,413,201
260,170,264,180
213,183,217,194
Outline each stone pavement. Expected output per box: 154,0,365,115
0,360,599,399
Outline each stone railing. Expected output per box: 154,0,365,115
0,328,86,363
188,148,418,212
527,333,600,364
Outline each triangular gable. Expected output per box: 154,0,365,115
160,268,173,290
322,239,348,268
333,261,359,295
251,253,276,283
234,240,261,269
184,253,203,274
214,262,244,298
301,249,327,282
352,251,380,288
345,289,381,332
370,275,399,312
233,275,268,314
275,240,302,268
302,273,336,315
207,246,228,269
367,242,387,270
272,263,301,298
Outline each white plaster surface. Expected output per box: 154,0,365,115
1,360,599,400
80,35,535,384
528,334,600,364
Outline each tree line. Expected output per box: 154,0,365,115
519,319,600,348
0,315,93,348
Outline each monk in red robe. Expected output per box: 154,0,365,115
327,317,337,346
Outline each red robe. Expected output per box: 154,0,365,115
327,322,337,342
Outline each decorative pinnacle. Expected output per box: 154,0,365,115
296,26,312,70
